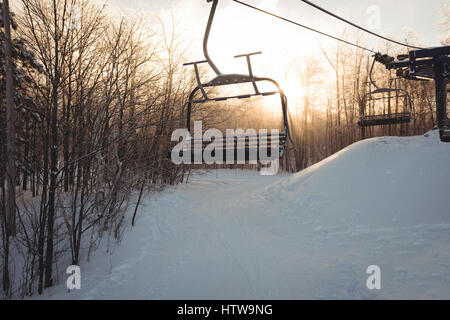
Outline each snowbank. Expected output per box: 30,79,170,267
36,131,450,299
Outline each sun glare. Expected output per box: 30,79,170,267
281,74,305,105
196,1,316,114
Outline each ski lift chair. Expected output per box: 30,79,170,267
176,0,292,164
358,53,413,127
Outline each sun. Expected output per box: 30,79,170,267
280,74,305,106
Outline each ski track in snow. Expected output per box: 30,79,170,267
37,131,450,299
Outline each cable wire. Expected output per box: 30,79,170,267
299,0,423,50
231,0,376,53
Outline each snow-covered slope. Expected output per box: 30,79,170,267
38,131,450,299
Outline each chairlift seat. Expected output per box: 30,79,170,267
177,131,287,163
358,112,412,127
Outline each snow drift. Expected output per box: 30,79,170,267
37,130,450,299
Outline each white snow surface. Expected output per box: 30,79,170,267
37,131,450,299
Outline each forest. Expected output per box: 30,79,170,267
0,0,448,299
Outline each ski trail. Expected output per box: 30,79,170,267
35,132,450,300
201,173,269,299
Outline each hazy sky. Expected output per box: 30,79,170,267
106,0,447,47
11,0,448,104
100,0,448,104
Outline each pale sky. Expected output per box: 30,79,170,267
101,0,448,104
106,0,446,47
11,0,449,106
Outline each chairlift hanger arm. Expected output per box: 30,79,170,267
202,0,265,80
185,1,265,91
184,1,273,97
204,0,221,75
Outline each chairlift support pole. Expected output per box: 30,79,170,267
381,46,450,142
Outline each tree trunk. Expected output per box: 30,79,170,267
3,0,16,237
44,1,60,288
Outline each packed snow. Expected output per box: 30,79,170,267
37,130,450,299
